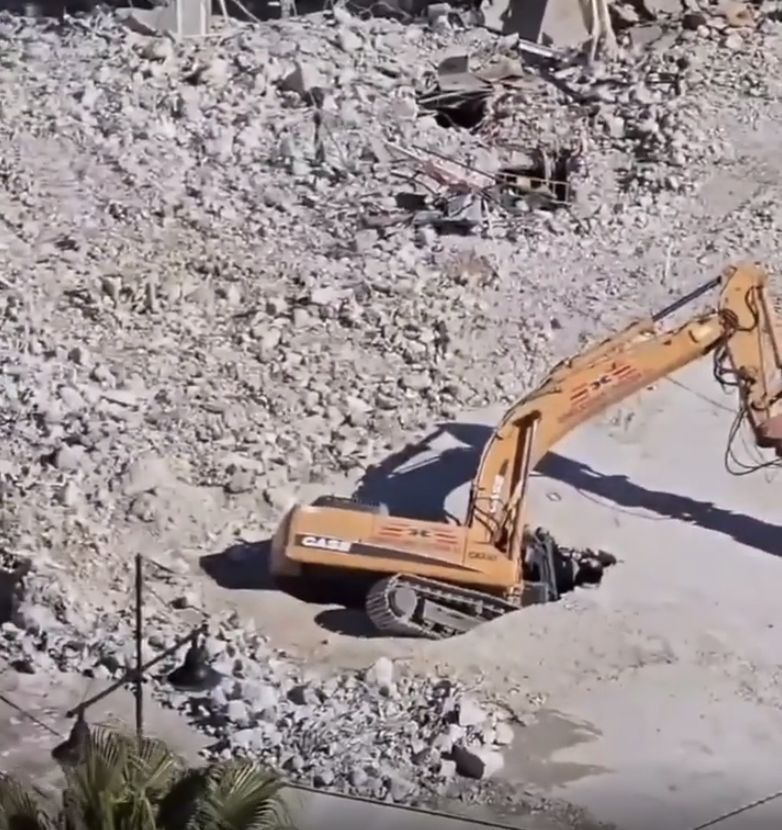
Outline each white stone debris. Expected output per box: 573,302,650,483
1,565,521,800
1,0,782,823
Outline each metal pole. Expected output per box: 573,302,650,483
66,626,204,719
134,553,143,739
651,276,721,324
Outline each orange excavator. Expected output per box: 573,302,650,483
269,262,782,638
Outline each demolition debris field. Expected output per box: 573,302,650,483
3,0,782,827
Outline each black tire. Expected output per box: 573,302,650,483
311,495,389,515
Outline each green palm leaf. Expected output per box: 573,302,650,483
0,726,295,830
0,774,56,830
61,727,128,830
61,725,187,830
125,732,186,797
173,760,292,830
122,732,187,830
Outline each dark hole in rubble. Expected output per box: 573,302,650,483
418,91,489,132
0,551,31,625
524,527,617,601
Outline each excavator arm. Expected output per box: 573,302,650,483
273,261,782,642
467,262,782,554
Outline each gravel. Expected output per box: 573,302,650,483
1,0,782,822
1,560,590,821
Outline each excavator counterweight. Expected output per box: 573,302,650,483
269,262,782,639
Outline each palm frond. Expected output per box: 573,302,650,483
187,760,292,830
65,725,129,791
0,774,56,830
126,733,186,797
61,725,134,830
0,727,293,830
62,725,188,830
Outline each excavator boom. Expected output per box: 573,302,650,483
270,262,782,639
473,263,782,554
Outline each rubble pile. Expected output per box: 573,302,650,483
1,2,780,591
0,0,782,818
3,567,520,801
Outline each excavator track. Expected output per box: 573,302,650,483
365,574,525,639
364,530,614,639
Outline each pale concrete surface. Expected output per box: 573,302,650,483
428,359,782,830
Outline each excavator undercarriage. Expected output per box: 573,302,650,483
362,531,616,639
270,262,782,639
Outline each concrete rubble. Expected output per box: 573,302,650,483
1,562,525,802
0,0,782,825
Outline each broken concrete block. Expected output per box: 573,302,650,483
494,721,515,746
363,656,395,693
431,723,465,753
457,695,487,728
116,0,210,39
719,0,753,27
638,0,682,17
481,726,496,744
439,758,457,779
279,62,325,100
453,744,505,779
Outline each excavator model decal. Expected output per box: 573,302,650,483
560,362,642,424
373,525,459,552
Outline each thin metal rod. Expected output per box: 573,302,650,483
134,553,143,739
652,275,720,324
0,692,62,738
66,626,203,719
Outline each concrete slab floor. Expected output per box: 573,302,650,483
430,359,782,830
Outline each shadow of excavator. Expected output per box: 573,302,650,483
200,420,782,639
539,453,782,559
352,421,493,522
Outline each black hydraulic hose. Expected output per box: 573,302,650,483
651,276,721,324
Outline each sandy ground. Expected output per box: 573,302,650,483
195,356,782,830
